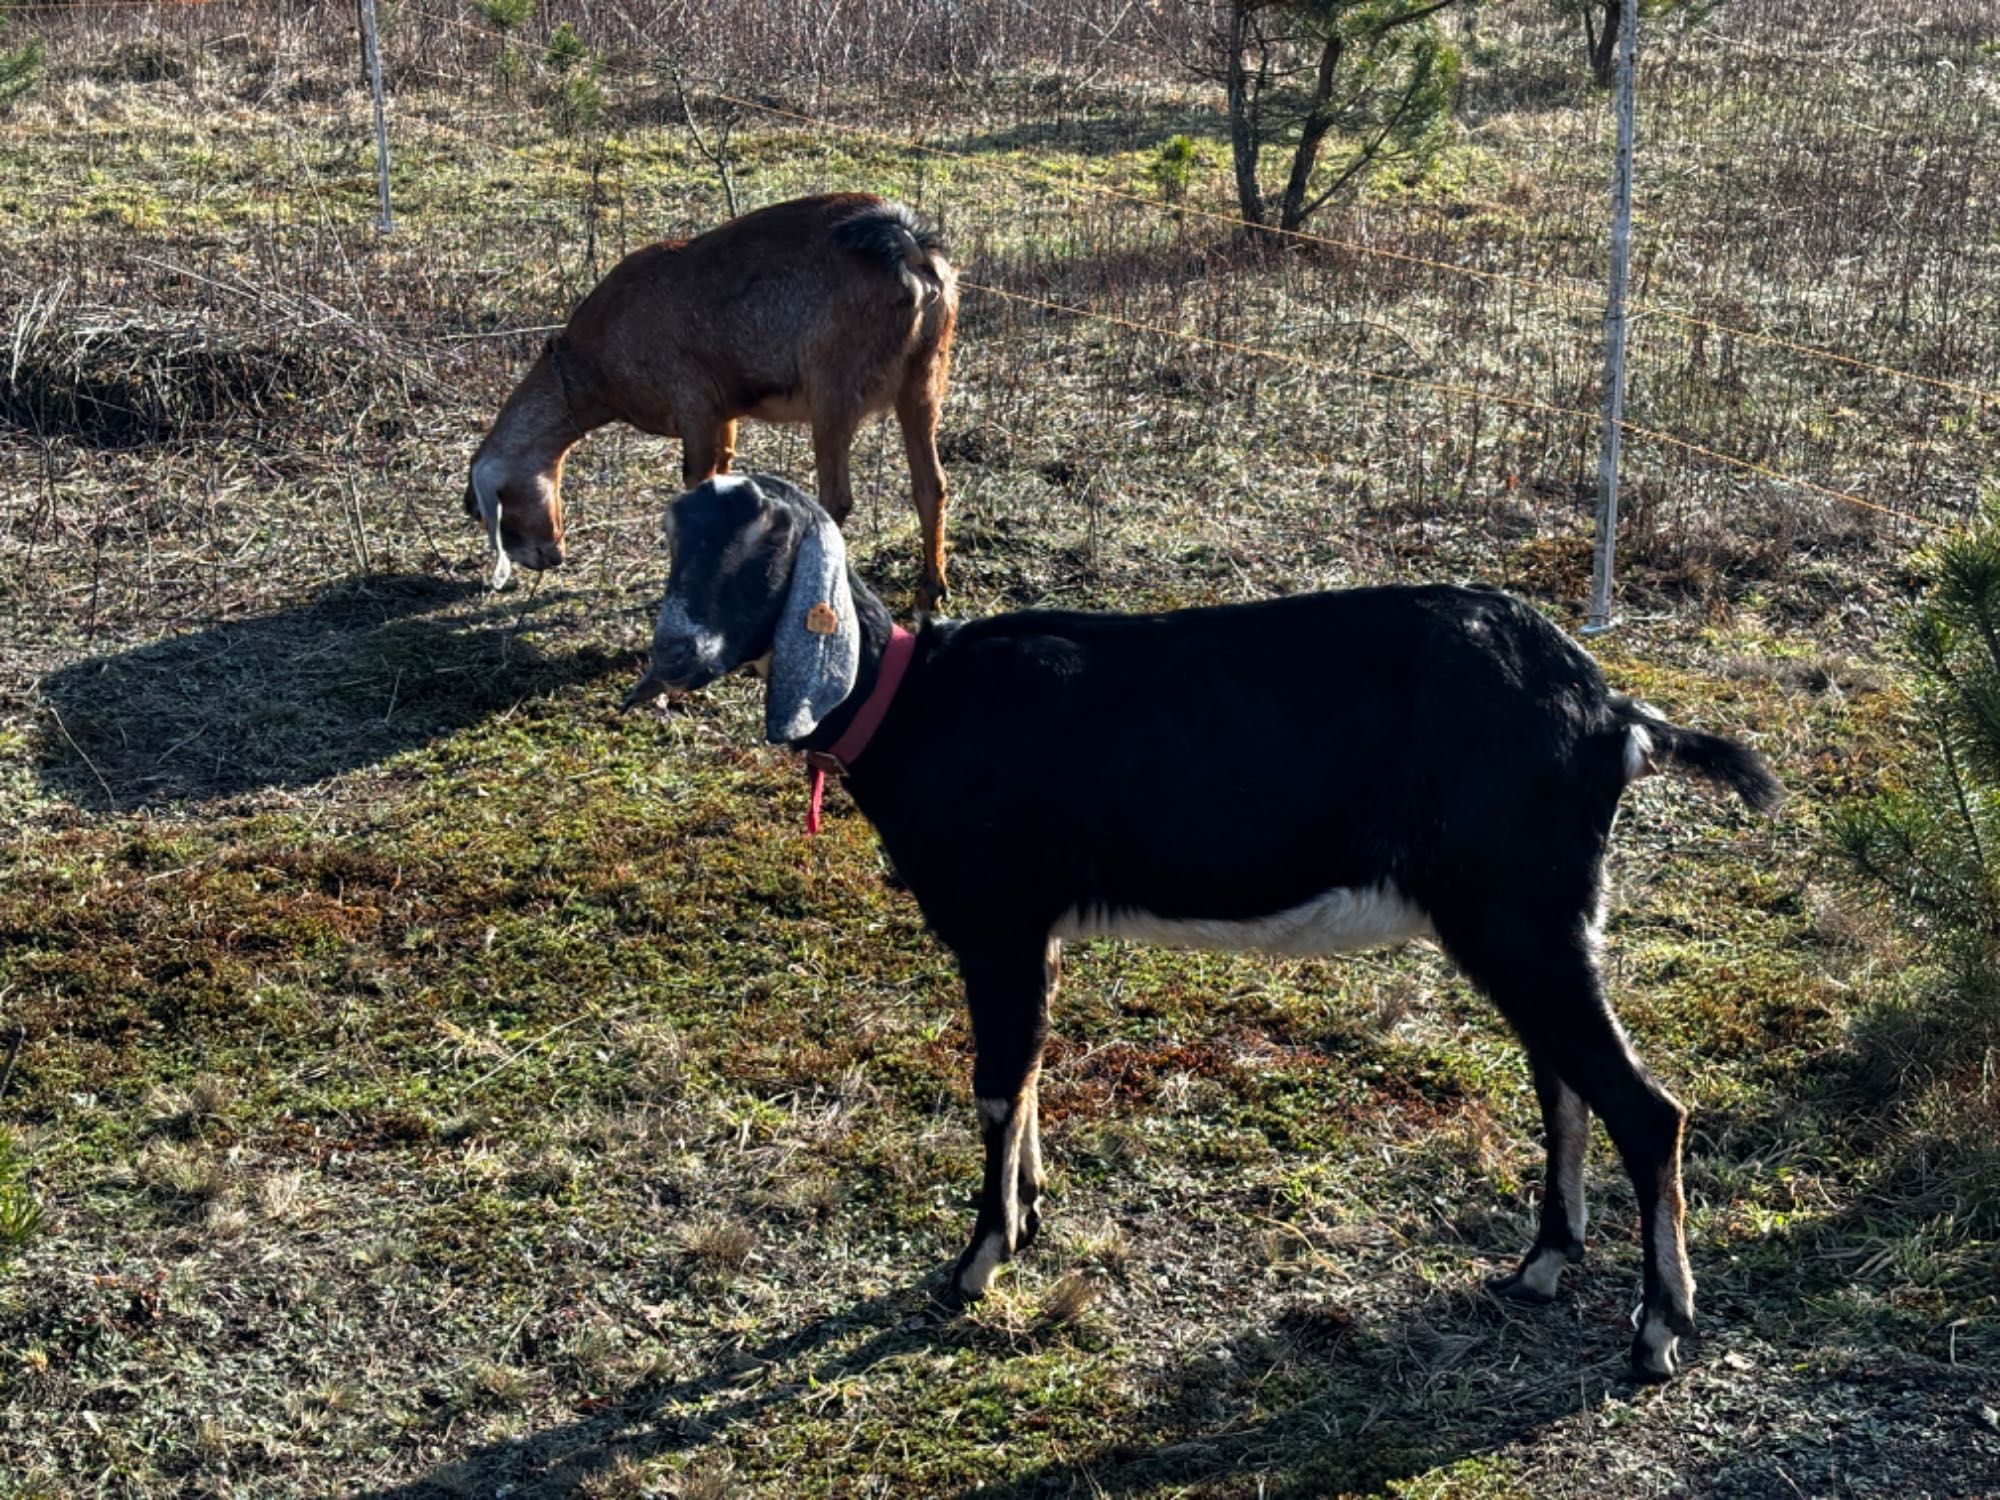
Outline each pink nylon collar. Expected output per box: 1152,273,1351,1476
802,626,916,833
819,626,916,772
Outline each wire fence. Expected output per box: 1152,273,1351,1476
3,0,1997,646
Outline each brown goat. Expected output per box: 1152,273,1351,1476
464,192,959,610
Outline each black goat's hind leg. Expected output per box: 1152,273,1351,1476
1618,1090,1697,1382
1012,940,1058,1255
1491,1054,1590,1304
948,938,1054,1302
1540,985,1695,1381
1451,924,1696,1380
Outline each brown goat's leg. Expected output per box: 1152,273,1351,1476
1490,1055,1590,1303
681,420,727,491
896,388,949,613
949,938,1055,1302
714,419,739,474
810,413,859,525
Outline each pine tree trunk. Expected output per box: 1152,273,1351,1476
1589,1,1621,89
1225,1,1267,228
1277,33,1344,234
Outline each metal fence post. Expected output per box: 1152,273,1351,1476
359,0,394,234
1584,0,1637,635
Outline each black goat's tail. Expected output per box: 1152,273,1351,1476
833,201,954,305
1615,698,1784,812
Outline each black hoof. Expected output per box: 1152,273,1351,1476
1626,1306,1690,1382
948,1232,1012,1305
1626,1339,1678,1384
932,1273,975,1313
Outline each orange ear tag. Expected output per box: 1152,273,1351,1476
804,602,839,636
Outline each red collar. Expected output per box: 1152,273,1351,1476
821,625,916,771
801,626,915,832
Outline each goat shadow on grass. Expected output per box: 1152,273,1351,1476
355,1276,962,1500
954,1286,1633,1500
361,1263,1635,1498
34,573,626,809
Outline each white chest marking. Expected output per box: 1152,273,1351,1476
1053,882,1431,956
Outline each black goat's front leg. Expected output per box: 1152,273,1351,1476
1491,1054,1590,1304
950,937,1055,1302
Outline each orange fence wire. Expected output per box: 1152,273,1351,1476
701,89,2000,413
25,2,1965,534
962,278,1937,532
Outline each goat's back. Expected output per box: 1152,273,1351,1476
848,585,1645,942
564,193,956,422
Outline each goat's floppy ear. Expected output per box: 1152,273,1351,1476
765,507,860,743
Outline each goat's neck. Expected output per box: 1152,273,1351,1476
494,354,605,472
796,573,898,753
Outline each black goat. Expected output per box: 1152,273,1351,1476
628,474,1783,1382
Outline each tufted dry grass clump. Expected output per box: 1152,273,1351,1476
678,1217,757,1275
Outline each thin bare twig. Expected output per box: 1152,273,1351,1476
46,702,116,810
674,73,741,218
453,1010,600,1098
0,1022,23,1102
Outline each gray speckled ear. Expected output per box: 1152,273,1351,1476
766,508,860,743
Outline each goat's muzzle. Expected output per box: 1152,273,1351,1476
623,640,707,710
622,671,675,711
503,534,567,570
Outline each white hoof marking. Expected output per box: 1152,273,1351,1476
1633,1311,1679,1379
1515,1245,1567,1298
958,1232,1008,1298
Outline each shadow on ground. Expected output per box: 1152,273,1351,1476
33,573,626,809
360,1267,1628,1499
939,97,1223,164
358,1277,960,1500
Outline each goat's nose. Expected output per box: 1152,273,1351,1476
653,638,697,682
496,529,564,571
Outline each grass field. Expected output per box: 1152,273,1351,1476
2,3,1998,1495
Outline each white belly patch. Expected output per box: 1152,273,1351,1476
1053,882,1432,956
